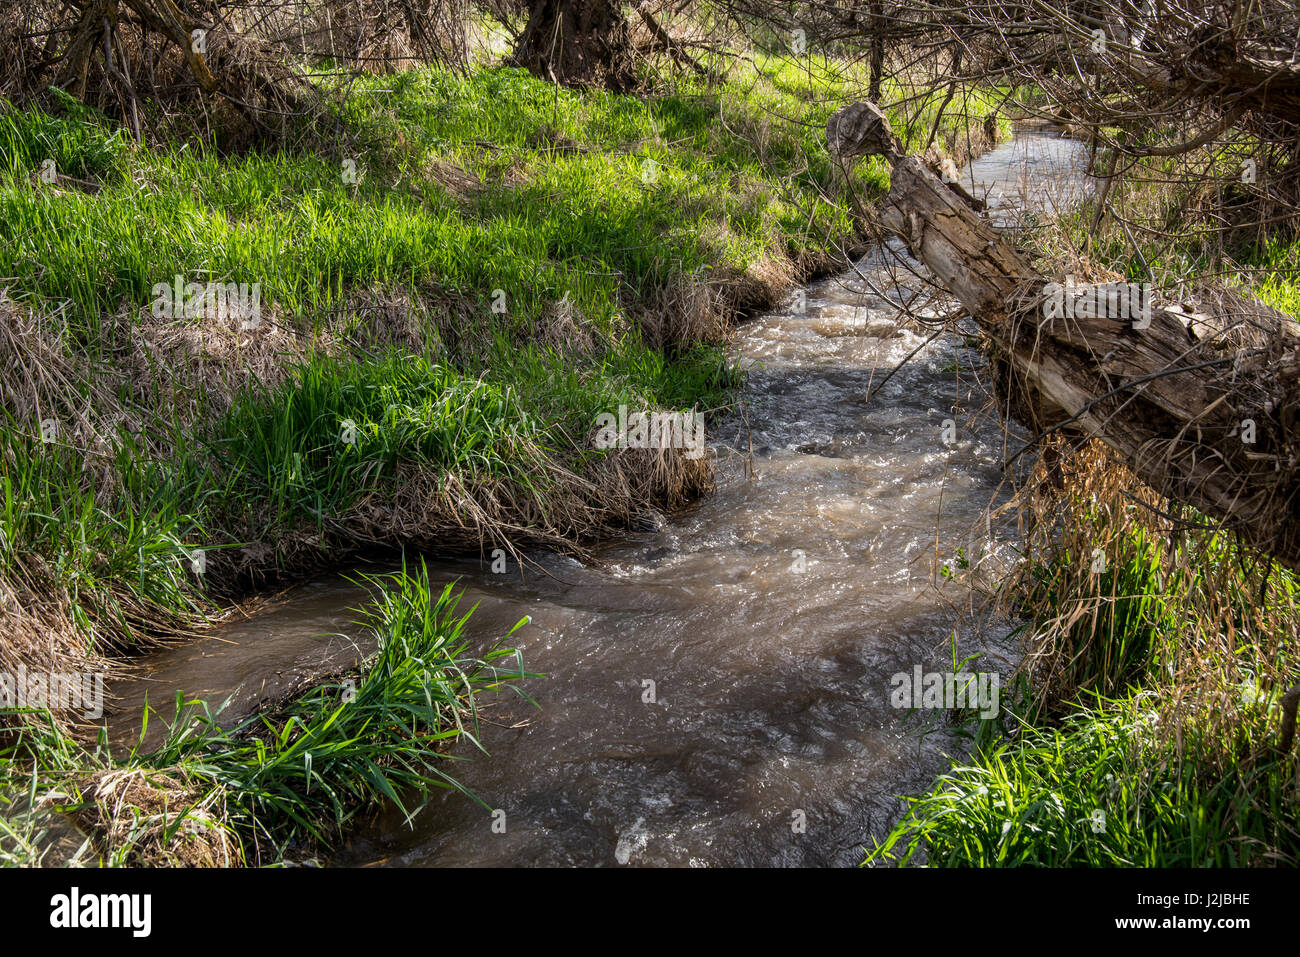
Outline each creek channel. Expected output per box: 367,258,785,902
103,129,1090,866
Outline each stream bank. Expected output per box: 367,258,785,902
103,130,1091,866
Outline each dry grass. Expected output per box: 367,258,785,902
636,271,732,349
76,766,241,866
633,252,821,351
1001,435,1299,767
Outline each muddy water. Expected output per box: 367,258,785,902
106,131,1090,865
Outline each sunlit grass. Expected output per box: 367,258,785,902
877,439,1300,867
866,698,1300,867
1,562,533,865
0,52,1007,865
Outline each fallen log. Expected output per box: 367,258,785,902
828,101,1300,574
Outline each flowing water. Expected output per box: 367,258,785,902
104,130,1090,866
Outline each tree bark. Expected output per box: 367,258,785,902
513,0,637,90
828,101,1300,574
867,1,885,102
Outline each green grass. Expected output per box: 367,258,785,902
148,561,533,856
866,698,1300,867
1,562,532,865
0,52,1001,606
1013,518,1172,704
0,421,210,650
1236,236,1300,318
875,487,1300,867
0,51,1006,864
0,90,129,183
211,353,554,526
0,55,997,345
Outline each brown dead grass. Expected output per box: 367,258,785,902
76,766,241,866
1001,435,1299,766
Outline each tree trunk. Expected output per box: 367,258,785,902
513,0,637,90
867,1,885,102
828,101,1300,574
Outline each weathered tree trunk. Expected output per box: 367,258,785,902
513,0,637,90
828,101,1300,573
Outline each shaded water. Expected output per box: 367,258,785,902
105,131,1090,866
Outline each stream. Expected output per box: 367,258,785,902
102,129,1090,866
